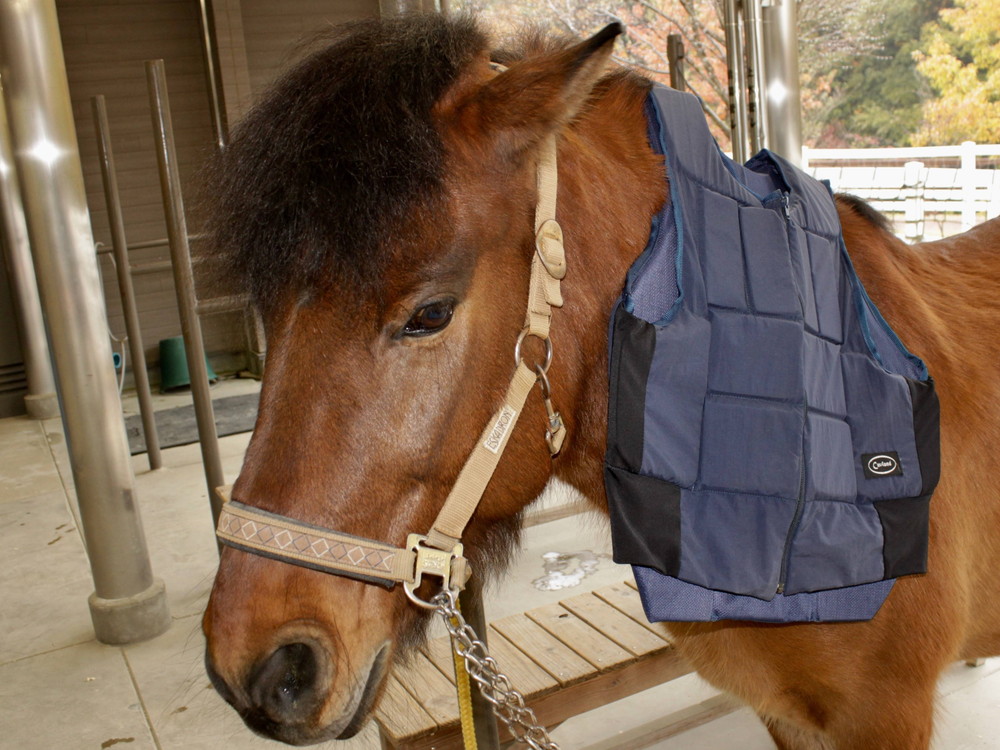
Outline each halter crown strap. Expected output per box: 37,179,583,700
216,130,566,596
425,133,565,551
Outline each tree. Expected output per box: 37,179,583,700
912,0,1000,145
457,0,732,146
801,0,948,147
455,0,960,149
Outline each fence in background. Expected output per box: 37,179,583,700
802,142,1000,241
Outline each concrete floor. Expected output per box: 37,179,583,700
1,379,998,749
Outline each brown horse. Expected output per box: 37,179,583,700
201,15,1000,749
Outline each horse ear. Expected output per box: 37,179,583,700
444,23,623,157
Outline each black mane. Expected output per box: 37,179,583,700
835,193,893,234
205,15,487,309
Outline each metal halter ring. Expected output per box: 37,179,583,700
514,327,553,374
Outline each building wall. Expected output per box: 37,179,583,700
241,0,377,98
56,0,241,381
50,0,378,386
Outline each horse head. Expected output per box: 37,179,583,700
201,16,662,744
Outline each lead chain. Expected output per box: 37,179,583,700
433,591,560,750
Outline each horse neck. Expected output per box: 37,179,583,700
548,76,664,510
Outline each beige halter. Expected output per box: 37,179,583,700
217,132,567,606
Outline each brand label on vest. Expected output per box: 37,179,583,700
862,451,903,478
484,405,517,454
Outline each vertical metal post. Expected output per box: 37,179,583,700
243,305,266,378
0,77,59,420
458,579,502,750
667,34,686,92
723,0,751,162
197,0,228,151
0,0,169,644
761,0,803,166
92,95,162,470
146,59,226,528
744,0,768,154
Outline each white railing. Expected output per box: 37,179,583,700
802,141,1000,241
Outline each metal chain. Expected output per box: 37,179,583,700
432,590,560,750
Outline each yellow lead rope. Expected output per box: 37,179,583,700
450,599,478,750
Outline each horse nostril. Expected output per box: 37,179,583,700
249,642,322,723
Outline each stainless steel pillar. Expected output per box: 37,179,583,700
722,0,751,163
146,60,226,528
197,0,227,151
0,77,59,420
92,95,162,471
242,305,266,378
745,0,769,154
761,0,803,166
0,0,169,643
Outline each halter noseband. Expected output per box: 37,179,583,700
216,132,567,608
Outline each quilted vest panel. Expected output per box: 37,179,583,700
605,85,940,623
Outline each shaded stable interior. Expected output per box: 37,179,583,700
0,0,379,416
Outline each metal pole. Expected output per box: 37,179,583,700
243,305,266,378
197,0,227,151
761,0,803,166
667,34,686,92
458,579,502,750
0,0,169,644
146,59,226,528
722,0,751,162
92,95,162,470
744,0,768,154
0,77,58,420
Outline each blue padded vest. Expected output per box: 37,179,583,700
604,85,940,623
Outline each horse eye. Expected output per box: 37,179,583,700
403,299,455,337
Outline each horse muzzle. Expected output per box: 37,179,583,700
205,618,390,745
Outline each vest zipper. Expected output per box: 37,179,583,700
776,192,803,596
777,425,806,595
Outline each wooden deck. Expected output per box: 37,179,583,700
374,581,735,750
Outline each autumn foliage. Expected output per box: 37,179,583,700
457,0,998,148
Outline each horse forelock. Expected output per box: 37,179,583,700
204,15,490,311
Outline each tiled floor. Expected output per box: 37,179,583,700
1,380,998,749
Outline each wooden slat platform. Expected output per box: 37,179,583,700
374,582,709,750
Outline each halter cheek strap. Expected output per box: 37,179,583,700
216,132,567,603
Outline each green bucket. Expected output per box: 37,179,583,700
159,336,217,392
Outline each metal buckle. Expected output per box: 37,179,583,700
535,219,566,280
403,534,464,610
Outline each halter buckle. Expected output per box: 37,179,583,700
535,219,566,280
404,534,467,610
